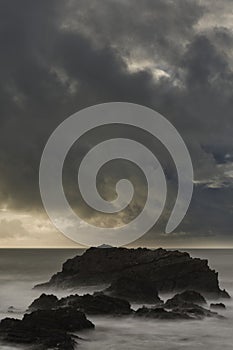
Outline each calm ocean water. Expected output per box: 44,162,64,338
0,248,232,349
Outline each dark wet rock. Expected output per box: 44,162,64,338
0,307,94,350
135,306,192,320
210,302,226,310
28,293,58,312
22,307,94,331
58,292,132,315
165,290,207,309
135,303,219,321
171,304,218,319
105,275,162,303
163,291,220,319
35,247,230,299
0,318,21,330
28,292,132,316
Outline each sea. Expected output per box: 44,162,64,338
0,248,232,350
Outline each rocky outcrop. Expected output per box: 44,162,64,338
158,291,223,320
57,292,132,315
210,303,226,310
135,294,222,321
105,275,162,303
28,293,58,312
35,247,230,299
0,287,225,350
135,306,192,320
135,303,219,320
164,290,207,309
27,292,132,315
0,307,94,350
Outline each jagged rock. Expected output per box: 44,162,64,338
63,292,132,315
0,318,20,330
135,306,192,320
171,304,218,319
27,292,132,316
23,307,94,331
0,307,94,350
35,247,230,299
161,291,223,320
59,292,132,315
135,303,219,321
210,302,226,310
105,275,162,303
28,293,58,312
164,290,207,309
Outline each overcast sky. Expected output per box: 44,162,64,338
0,0,233,248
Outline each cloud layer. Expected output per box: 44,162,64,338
0,0,233,246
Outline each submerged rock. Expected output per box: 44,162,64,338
35,247,230,299
0,307,94,350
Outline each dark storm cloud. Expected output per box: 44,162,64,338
0,0,233,244
64,0,204,64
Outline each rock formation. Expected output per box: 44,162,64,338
164,290,207,309
0,288,225,349
105,275,162,303
210,302,226,310
0,307,94,350
28,293,58,311
35,247,230,299
28,292,132,315
135,304,219,320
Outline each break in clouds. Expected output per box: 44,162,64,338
0,0,233,247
